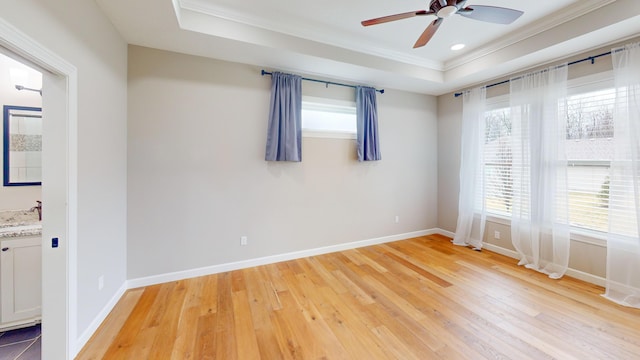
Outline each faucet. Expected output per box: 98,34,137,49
30,200,42,221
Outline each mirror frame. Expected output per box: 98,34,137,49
3,105,43,186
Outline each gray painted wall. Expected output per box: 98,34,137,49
127,45,438,279
0,0,128,341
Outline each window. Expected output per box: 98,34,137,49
565,87,615,233
480,76,632,236
484,106,512,216
301,97,356,139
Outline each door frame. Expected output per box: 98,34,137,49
0,18,78,359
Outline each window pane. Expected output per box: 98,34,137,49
566,88,615,140
567,164,609,232
565,88,615,233
302,101,356,135
484,107,512,215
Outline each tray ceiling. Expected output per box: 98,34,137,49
97,0,640,94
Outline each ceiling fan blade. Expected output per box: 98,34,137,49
361,10,431,26
413,18,443,49
447,0,457,6
457,5,523,25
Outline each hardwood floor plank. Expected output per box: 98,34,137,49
382,250,453,288
124,282,181,359
170,277,204,359
230,290,261,359
74,288,144,360
169,305,199,359
330,269,375,305
97,284,161,359
214,272,237,359
282,265,351,359
371,325,424,360
242,267,283,359
77,236,640,359
148,281,188,358
303,256,348,294
198,274,218,316
193,313,216,360
269,290,312,359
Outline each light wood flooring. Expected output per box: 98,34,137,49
76,234,640,359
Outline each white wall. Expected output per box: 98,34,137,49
0,0,128,347
436,40,640,280
127,45,438,279
0,53,42,211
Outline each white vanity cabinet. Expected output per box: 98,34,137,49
0,236,42,329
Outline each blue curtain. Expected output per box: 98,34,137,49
265,72,302,161
356,86,381,161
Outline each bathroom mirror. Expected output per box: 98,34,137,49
3,105,42,186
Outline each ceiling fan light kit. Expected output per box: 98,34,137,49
361,0,524,48
437,6,458,18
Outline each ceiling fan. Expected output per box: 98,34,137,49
361,0,524,48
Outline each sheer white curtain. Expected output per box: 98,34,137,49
453,87,487,250
510,65,571,279
604,42,640,308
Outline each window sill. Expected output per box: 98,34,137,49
569,229,607,247
486,214,510,226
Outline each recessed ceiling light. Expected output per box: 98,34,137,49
451,43,465,51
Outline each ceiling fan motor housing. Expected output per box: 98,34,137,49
431,0,468,17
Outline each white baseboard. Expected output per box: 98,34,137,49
481,242,519,258
440,230,607,287
75,282,128,355
565,268,606,287
435,228,455,238
127,229,439,289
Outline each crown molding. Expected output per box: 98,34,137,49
177,0,444,70
444,0,615,71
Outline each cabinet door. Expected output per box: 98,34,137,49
1,237,42,323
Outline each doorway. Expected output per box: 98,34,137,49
0,51,43,359
0,18,78,360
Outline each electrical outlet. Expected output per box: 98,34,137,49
494,231,501,240
395,215,399,223
98,275,104,291
240,236,248,246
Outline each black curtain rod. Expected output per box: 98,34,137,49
454,50,613,97
261,70,384,94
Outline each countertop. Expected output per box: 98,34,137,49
0,210,42,238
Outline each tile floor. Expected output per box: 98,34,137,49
0,325,40,360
